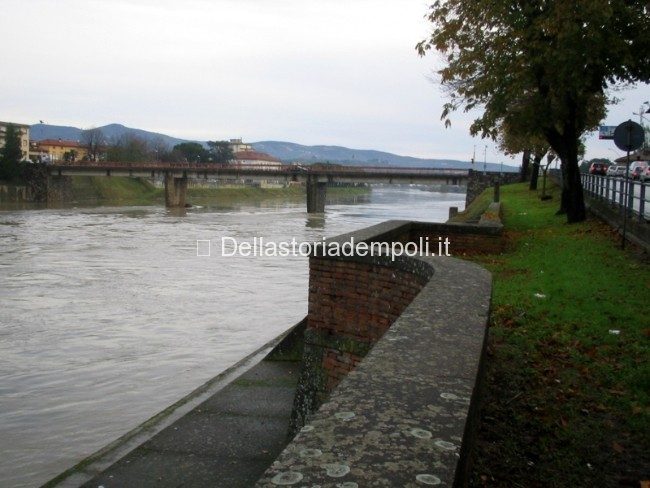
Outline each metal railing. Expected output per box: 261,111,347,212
48,161,471,178
581,173,650,222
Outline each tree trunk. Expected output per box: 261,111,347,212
554,137,585,222
529,154,542,190
520,149,531,182
555,160,568,214
564,152,586,223
544,119,586,222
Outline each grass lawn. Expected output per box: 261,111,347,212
70,176,161,204
64,177,369,206
468,182,649,487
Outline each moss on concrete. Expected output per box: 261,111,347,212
449,187,493,223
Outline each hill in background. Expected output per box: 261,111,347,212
30,123,188,149
28,123,518,172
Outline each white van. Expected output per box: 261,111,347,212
629,161,648,179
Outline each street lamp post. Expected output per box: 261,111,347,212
483,145,487,175
635,101,650,125
633,101,650,149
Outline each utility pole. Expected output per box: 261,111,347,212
483,145,487,175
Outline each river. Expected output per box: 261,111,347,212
0,186,465,487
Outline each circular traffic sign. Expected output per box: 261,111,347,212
613,120,645,152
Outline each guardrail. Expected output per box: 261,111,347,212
581,173,650,221
49,161,302,173
48,161,470,178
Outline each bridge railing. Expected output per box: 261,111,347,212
581,173,650,221
48,161,469,177
49,161,300,173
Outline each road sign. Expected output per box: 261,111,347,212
599,126,616,140
613,120,645,152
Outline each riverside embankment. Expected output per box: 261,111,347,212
0,175,370,208
0,185,465,488
39,179,648,488
51,215,498,487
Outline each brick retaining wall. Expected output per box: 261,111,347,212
307,256,430,394
258,220,493,487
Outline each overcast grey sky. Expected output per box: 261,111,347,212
2,0,648,164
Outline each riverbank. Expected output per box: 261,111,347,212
0,176,370,208
1,186,464,488
468,183,649,487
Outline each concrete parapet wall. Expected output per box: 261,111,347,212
410,220,504,255
478,202,503,225
260,220,493,487
466,170,519,207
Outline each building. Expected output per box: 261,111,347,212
234,150,282,168
36,139,88,162
229,138,253,154
615,148,650,164
0,121,30,160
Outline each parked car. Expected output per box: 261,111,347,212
629,161,648,180
640,165,650,182
607,165,627,177
589,162,609,175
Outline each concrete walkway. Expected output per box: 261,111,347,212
81,360,299,488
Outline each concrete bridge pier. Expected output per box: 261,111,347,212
164,173,188,207
306,176,326,213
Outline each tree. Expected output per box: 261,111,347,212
149,137,170,162
540,152,557,200
80,128,105,161
172,142,208,163
159,148,184,163
63,150,78,162
0,124,24,181
207,140,234,164
417,0,650,223
107,133,151,162
498,115,550,189
520,150,532,183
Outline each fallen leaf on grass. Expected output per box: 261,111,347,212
612,441,624,453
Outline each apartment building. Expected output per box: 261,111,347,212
0,121,30,160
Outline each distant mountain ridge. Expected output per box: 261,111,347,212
28,122,518,172
251,141,495,170
29,123,189,149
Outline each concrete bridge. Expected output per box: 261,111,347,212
47,161,471,212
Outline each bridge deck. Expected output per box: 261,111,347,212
48,162,469,181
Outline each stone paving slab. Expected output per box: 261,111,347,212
81,360,300,488
199,386,297,417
